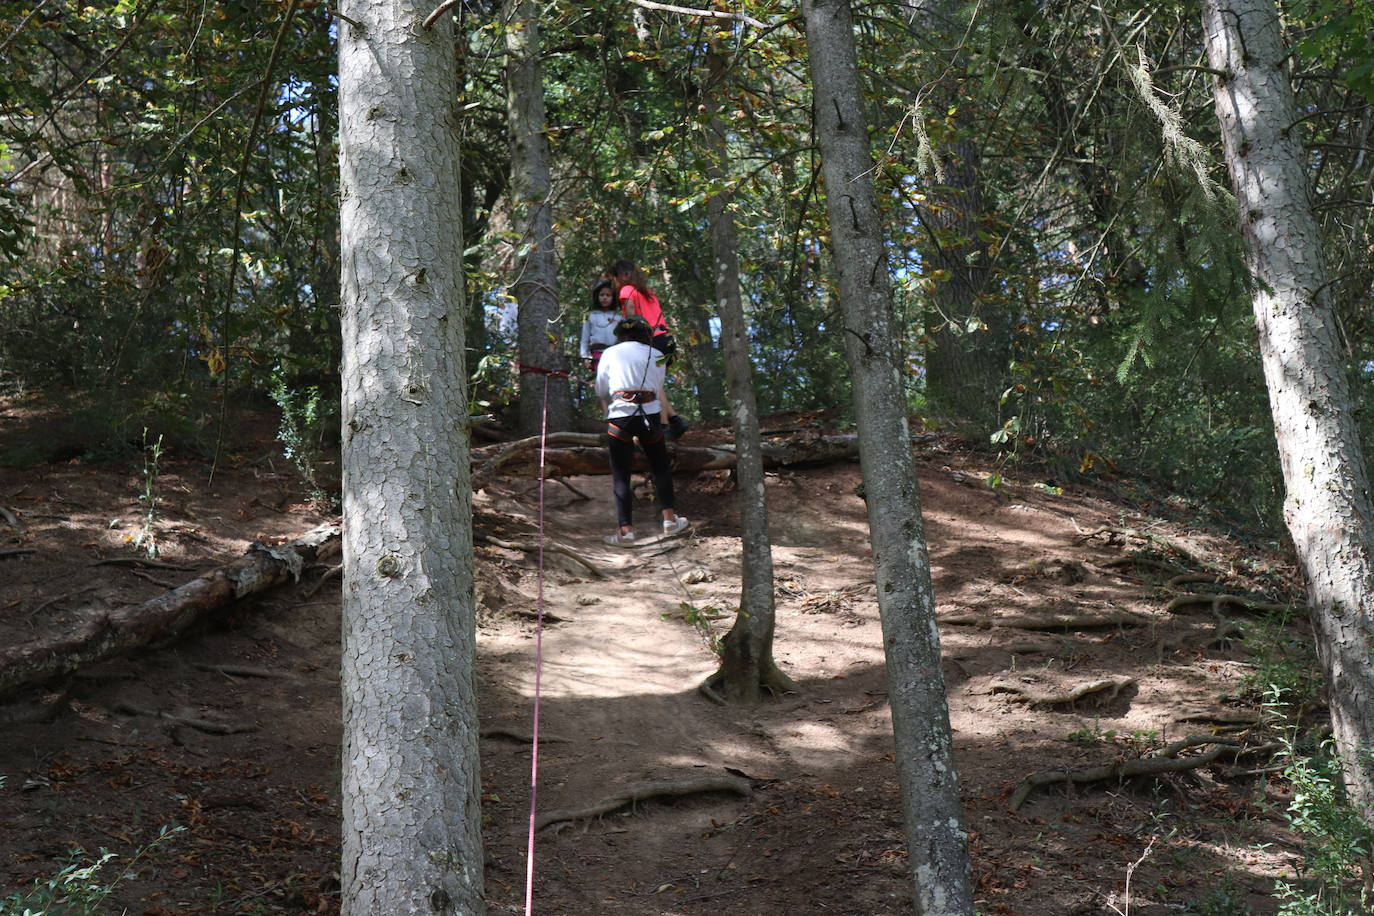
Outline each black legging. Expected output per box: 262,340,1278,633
606,412,675,528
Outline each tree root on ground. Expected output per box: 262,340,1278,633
1,547,37,560
192,663,302,681
940,609,1148,629
479,725,570,743
1164,592,1292,615
698,661,799,706
474,532,606,579
1078,527,1214,570
990,676,1135,706
115,702,258,735
534,775,752,830
1009,735,1242,811
301,563,342,599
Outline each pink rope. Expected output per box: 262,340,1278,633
524,374,551,916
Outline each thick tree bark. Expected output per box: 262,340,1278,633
505,0,571,436
0,527,339,699
338,1,484,911
800,0,975,912
699,49,796,704
906,1,1008,438
1205,0,1374,816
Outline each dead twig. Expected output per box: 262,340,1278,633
0,506,23,531
535,775,751,830
1,548,36,560
26,585,99,622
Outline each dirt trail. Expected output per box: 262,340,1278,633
0,420,1301,915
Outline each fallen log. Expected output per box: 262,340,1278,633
0,525,340,699
471,433,885,485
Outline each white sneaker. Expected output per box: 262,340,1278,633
603,530,636,546
662,517,689,537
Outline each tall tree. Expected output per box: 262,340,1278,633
900,0,1007,438
699,47,796,703
1204,0,1374,816
800,0,975,911
338,1,484,911
505,0,571,434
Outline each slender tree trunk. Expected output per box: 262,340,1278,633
700,49,796,704
800,1,974,911
505,0,571,435
1205,0,1374,816
338,1,484,911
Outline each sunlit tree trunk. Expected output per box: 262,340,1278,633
338,0,484,910
1204,0,1374,816
505,0,570,435
801,0,974,911
699,49,796,704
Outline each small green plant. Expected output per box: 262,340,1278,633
1067,722,1116,747
0,823,184,916
665,601,730,655
270,373,335,510
1182,878,1251,915
1272,742,1374,915
129,429,163,559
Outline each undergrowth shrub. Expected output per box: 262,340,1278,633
0,822,183,916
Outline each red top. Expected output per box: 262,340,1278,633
618,284,666,331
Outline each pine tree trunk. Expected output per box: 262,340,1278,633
700,49,795,704
505,0,571,435
908,1,1007,437
338,2,484,911
1204,0,1374,815
800,0,974,911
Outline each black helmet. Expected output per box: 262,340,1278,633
614,314,653,344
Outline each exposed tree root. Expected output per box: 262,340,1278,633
1078,526,1214,570
192,663,302,681
991,676,1135,706
1009,735,1242,811
0,506,24,531
1,547,37,560
940,609,1148,629
301,563,342,599
479,725,570,743
534,774,752,830
115,701,258,735
698,660,799,705
1098,555,1183,576
93,557,198,571
1164,592,1292,615
474,532,606,579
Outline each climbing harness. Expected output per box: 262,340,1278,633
524,371,552,916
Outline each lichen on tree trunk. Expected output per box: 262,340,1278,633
338,0,484,910
1204,0,1374,817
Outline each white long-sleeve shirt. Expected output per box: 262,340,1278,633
580,310,620,359
595,341,666,419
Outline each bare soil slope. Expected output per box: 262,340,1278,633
0,406,1305,915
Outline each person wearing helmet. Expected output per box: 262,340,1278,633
606,259,688,440
594,314,690,546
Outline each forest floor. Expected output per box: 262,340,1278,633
0,398,1318,915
